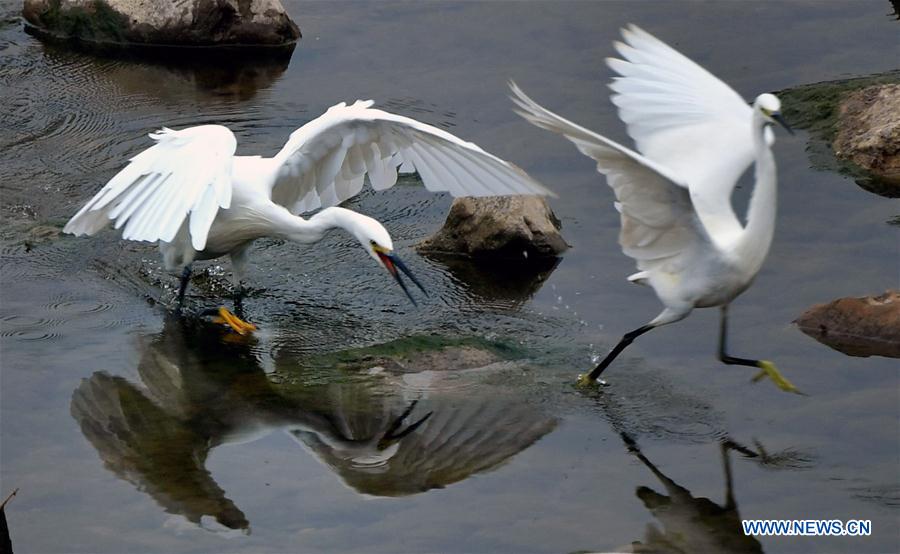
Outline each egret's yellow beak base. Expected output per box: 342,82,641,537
751,360,803,395
212,307,257,335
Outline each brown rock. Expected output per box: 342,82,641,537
22,0,300,48
794,290,900,358
832,84,900,194
417,196,569,261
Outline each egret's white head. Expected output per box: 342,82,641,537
345,212,428,306
348,214,394,262
754,93,793,134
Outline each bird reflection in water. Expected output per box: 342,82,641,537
70,316,556,532
619,432,763,554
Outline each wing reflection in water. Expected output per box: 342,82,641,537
70,316,556,532
71,372,250,534
290,379,557,496
620,433,763,554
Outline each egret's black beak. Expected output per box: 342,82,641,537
772,113,794,135
376,250,429,306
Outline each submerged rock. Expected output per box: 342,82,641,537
310,334,526,374
832,84,900,194
417,196,569,261
22,0,300,48
794,290,900,358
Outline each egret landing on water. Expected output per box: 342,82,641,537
511,24,801,393
64,100,553,333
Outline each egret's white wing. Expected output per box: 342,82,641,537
608,25,771,237
269,100,553,214
64,125,236,251
511,83,711,274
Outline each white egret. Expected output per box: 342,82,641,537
510,25,799,393
64,100,553,332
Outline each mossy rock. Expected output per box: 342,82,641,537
22,0,300,50
25,0,129,44
778,71,900,198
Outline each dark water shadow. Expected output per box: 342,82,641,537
422,253,561,307
37,39,293,102
70,316,556,531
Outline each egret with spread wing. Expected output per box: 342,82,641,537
510,25,799,393
65,100,553,332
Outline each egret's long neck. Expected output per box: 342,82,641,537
734,113,778,275
266,205,362,244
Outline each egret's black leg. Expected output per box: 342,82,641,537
582,324,655,384
717,305,758,368
229,246,250,320
233,282,245,319
176,266,192,313
716,305,801,394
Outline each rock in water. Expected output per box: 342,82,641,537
833,84,900,195
418,196,569,261
22,0,300,48
794,290,900,358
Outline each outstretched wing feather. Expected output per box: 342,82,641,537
269,100,553,214
607,24,767,239
64,125,236,251
510,81,710,274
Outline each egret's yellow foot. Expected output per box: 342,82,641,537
576,373,608,388
211,307,257,335
751,360,802,395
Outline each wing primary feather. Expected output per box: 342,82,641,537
401,145,443,193
66,124,236,251
124,171,180,241
108,173,161,220
110,174,166,225
407,142,467,195
189,185,219,251
267,100,551,213
451,145,524,196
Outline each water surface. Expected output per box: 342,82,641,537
1,2,899,553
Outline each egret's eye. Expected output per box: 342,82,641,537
761,107,771,117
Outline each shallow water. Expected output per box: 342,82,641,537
1,2,899,553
